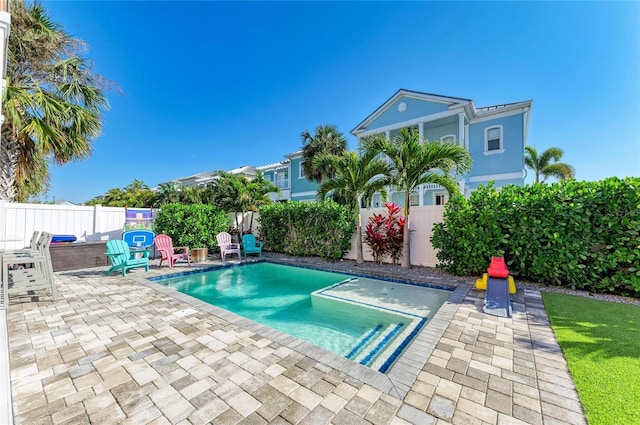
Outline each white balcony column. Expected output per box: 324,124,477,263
458,112,465,147
464,124,470,150
418,185,424,206
418,122,424,140
385,130,390,140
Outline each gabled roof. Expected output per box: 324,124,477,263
351,89,472,134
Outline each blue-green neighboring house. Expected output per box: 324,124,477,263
161,89,532,206
257,151,318,202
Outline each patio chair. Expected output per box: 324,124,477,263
104,239,149,276
154,234,191,268
2,232,56,308
216,232,241,262
242,234,263,259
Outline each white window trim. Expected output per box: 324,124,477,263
433,191,449,206
484,125,504,155
298,161,305,179
441,134,457,144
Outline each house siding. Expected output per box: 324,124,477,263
422,122,459,143
365,97,450,132
467,113,525,180
289,157,320,194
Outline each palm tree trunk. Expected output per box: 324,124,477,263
0,127,18,202
356,209,364,264
402,192,411,268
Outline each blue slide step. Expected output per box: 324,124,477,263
484,277,512,318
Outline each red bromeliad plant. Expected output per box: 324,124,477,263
364,213,387,264
384,203,405,265
364,203,405,265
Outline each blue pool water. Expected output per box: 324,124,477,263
154,262,451,371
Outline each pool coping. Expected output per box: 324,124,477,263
140,259,470,399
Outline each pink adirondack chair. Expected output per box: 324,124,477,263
154,234,191,268
216,232,241,262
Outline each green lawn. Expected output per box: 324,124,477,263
542,292,640,425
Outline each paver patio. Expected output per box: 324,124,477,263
2,255,586,424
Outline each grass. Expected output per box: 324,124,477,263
541,292,640,425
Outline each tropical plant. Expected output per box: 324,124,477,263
258,201,355,260
432,177,640,297
155,183,182,206
364,213,387,264
300,124,347,184
208,171,278,235
2,1,113,201
363,203,405,265
245,172,279,233
155,203,230,250
524,146,575,183
315,149,391,264
384,203,405,265
85,179,155,207
363,128,472,267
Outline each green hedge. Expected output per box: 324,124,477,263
258,201,356,260
432,177,640,297
155,203,230,251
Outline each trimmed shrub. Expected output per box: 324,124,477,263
258,201,356,260
155,203,230,250
432,177,640,297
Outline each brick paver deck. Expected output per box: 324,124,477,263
2,256,586,424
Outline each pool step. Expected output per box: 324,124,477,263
344,323,405,367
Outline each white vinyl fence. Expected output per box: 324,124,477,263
0,202,444,267
0,201,151,250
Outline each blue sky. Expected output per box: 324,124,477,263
40,1,639,204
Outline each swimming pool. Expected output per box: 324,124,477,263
152,262,453,372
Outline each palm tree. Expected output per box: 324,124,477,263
316,149,392,264
1,1,112,201
155,183,182,206
300,124,347,184
524,146,575,183
245,172,280,233
363,128,472,268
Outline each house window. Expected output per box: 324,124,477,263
484,126,504,154
299,162,305,179
275,171,288,189
410,191,419,206
441,134,456,144
434,192,448,206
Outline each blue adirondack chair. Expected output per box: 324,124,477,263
242,234,264,259
105,240,149,276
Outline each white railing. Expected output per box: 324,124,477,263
0,201,153,250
